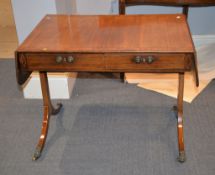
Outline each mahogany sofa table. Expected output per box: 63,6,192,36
15,14,198,162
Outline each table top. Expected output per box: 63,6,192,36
17,14,195,54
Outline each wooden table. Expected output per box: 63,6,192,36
15,14,198,162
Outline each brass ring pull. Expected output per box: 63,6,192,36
133,55,155,64
133,56,145,64
56,56,75,63
55,56,63,63
67,56,74,63
146,56,155,64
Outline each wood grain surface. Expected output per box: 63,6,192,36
17,14,194,53
15,14,198,161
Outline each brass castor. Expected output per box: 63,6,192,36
32,146,42,161
51,103,63,115
177,151,186,163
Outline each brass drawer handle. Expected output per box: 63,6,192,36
56,56,63,63
67,56,74,63
133,56,155,64
133,56,145,64
56,56,74,63
146,56,155,64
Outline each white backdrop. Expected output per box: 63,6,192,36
11,0,116,43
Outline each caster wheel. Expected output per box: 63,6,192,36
177,151,186,163
32,146,42,161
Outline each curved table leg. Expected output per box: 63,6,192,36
177,112,186,162
32,106,49,160
32,72,62,160
174,73,186,163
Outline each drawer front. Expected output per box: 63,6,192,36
105,54,190,72
26,54,105,71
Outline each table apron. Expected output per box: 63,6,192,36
18,53,192,73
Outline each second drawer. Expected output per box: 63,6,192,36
105,54,191,72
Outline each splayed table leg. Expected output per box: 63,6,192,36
32,72,62,160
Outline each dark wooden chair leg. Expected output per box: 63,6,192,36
32,72,62,160
119,0,125,14
176,73,186,162
120,72,125,82
182,6,189,18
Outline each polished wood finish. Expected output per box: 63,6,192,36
24,53,192,72
16,15,196,84
105,53,191,72
119,0,203,16
182,6,189,17
177,73,185,162
172,73,186,162
26,53,105,71
17,15,195,53
119,1,215,85
32,72,62,160
120,0,126,14
119,0,215,18
15,15,196,162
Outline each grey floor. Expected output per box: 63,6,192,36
0,59,215,175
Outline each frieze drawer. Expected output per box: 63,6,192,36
105,54,191,72
25,53,105,71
